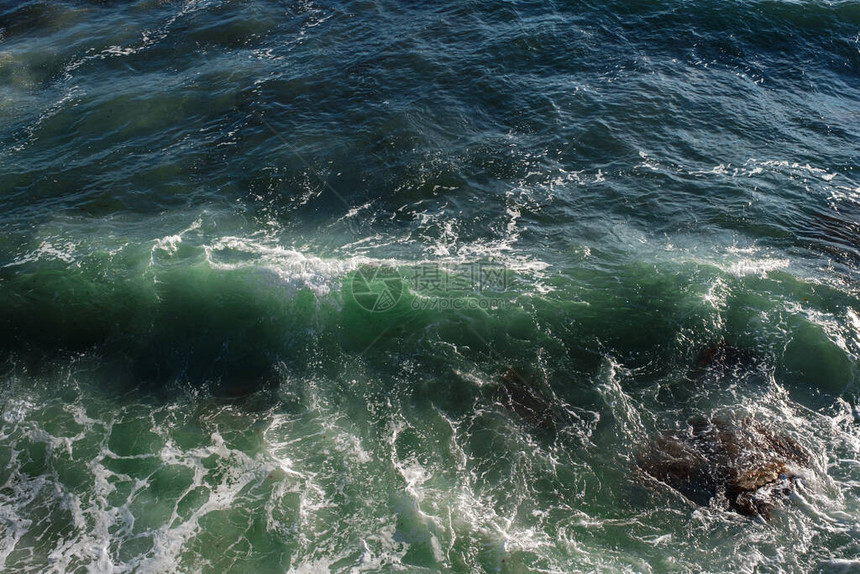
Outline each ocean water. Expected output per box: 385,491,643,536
1,0,859,571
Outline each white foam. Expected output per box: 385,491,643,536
199,232,553,301
204,236,387,298
725,257,790,278
596,358,646,444
2,240,77,268
150,218,202,261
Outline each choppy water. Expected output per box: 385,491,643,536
1,0,859,571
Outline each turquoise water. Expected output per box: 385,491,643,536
1,0,859,571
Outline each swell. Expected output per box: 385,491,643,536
1,231,857,406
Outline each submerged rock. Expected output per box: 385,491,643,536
495,368,557,430
695,341,758,374
636,415,810,518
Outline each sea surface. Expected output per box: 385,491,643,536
1,0,859,572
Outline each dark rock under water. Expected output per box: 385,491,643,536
495,368,558,430
636,415,811,519
694,341,759,374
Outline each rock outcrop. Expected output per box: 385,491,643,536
637,415,810,518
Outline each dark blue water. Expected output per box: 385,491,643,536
1,0,859,571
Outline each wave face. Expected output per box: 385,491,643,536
1,0,859,571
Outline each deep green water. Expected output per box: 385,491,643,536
1,0,859,571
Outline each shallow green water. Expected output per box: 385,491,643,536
1,0,859,571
